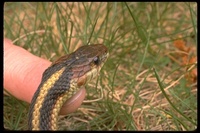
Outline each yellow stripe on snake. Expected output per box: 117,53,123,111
28,44,109,130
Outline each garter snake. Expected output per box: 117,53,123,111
28,44,109,130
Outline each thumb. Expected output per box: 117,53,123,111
4,38,86,115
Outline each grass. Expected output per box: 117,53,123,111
3,2,197,131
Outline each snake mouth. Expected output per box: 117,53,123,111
101,52,109,65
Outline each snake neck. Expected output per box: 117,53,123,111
28,67,79,130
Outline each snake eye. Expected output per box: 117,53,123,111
93,56,100,65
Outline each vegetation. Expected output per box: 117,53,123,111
4,2,197,130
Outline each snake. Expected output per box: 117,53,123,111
28,44,109,130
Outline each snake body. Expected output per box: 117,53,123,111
28,44,108,130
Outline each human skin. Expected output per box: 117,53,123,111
3,38,86,115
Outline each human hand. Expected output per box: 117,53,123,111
3,38,86,115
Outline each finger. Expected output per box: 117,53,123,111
4,38,51,103
4,38,86,114
60,87,86,115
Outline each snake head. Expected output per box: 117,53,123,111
48,44,109,87
71,44,109,87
